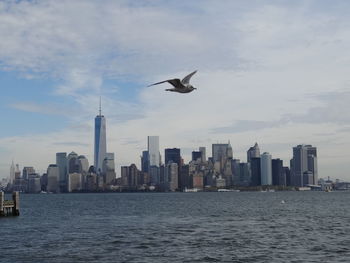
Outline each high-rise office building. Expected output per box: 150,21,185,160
247,143,260,163
121,164,139,188
148,136,160,167
239,162,251,186
250,157,261,186
261,152,272,185
192,151,202,162
68,173,83,192
180,165,190,190
94,99,107,174
165,148,181,165
148,136,160,186
291,145,318,186
56,152,67,190
141,150,149,173
303,171,314,186
227,142,233,159
149,166,160,186
193,172,204,189
77,155,89,174
103,153,115,172
284,167,291,186
9,161,15,184
128,164,139,188
103,153,116,185
231,159,241,185
165,148,182,187
67,152,79,174
27,175,41,193
212,143,229,163
22,167,35,180
47,164,59,193
307,154,318,185
272,159,285,186
165,162,178,191
121,166,129,187
15,164,21,179
77,155,90,174
199,147,206,162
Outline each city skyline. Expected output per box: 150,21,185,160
1,1,350,180
2,131,327,192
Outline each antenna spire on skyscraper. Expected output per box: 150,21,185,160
99,96,102,116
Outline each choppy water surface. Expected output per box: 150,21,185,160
1,191,350,262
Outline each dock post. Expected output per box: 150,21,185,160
12,191,20,216
0,192,4,216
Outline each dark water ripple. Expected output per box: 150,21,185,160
1,192,350,262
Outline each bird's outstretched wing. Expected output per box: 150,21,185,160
181,70,197,84
148,78,182,88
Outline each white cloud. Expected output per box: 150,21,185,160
9,102,68,116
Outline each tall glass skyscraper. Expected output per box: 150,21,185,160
94,101,107,174
212,143,229,163
148,136,160,186
247,142,260,163
148,136,159,167
56,152,67,189
261,152,272,185
292,144,318,186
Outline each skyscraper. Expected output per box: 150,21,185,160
9,161,15,184
247,143,260,163
231,159,241,185
15,164,21,179
165,148,182,189
239,162,251,186
141,150,149,173
261,152,272,185
165,162,178,191
68,173,83,192
212,143,229,163
165,148,181,165
148,136,160,186
192,151,202,162
56,152,67,191
308,154,318,184
67,152,79,174
47,164,59,193
77,155,89,174
199,147,206,162
292,145,318,186
284,167,291,186
103,153,116,185
94,99,107,174
227,142,233,159
250,157,261,186
272,159,284,186
148,136,160,167
22,167,35,180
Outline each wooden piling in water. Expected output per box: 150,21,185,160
0,191,20,217
0,191,4,216
13,191,20,216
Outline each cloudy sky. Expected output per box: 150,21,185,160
1,0,349,180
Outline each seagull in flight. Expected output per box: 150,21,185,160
148,70,197,93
